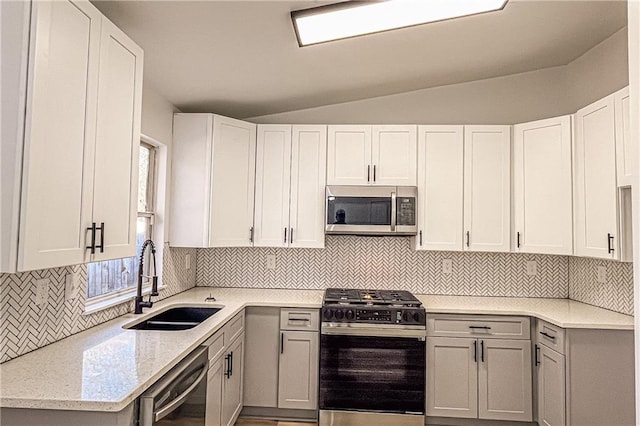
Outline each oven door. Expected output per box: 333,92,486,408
319,328,426,415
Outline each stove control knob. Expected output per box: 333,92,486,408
323,309,333,320
402,311,411,323
413,312,423,323
345,309,355,320
335,310,345,320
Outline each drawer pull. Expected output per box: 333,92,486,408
289,317,310,322
469,325,491,330
540,331,556,340
473,341,477,363
535,344,541,366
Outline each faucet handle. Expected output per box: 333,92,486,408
150,276,159,296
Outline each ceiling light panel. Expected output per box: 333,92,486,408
292,0,508,46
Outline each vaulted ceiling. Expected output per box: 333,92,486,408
93,0,627,119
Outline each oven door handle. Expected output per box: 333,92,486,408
154,363,208,422
322,326,426,339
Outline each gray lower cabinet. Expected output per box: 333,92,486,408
206,311,245,426
243,307,319,413
536,343,565,426
426,314,532,422
534,319,635,426
278,330,319,409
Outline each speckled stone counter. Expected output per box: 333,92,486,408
0,287,633,412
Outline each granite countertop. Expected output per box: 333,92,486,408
0,287,633,413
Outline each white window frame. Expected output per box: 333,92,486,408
84,134,169,314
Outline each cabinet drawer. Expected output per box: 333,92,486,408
203,330,225,362
280,308,319,331
536,320,565,354
427,314,530,340
224,311,245,346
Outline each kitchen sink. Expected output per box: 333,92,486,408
125,306,222,331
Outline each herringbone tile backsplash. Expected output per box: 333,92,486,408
0,245,196,363
568,257,634,315
197,236,570,298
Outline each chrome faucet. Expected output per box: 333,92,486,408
134,239,159,314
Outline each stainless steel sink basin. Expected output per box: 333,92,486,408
125,306,222,331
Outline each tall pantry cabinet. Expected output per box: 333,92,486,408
1,0,143,273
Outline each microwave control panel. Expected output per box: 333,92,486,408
397,197,416,226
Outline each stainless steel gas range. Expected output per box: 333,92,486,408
319,288,426,426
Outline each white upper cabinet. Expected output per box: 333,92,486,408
254,125,292,247
170,114,256,248
372,125,417,185
513,116,573,255
574,95,619,260
327,125,416,185
90,18,143,261
254,125,327,248
416,126,464,251
289,126,328,248
614,87,633,187
9,0,142,272
463,126,511,252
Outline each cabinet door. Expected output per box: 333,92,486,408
254,125,292,247
289,125,327,248
91,18,143,261
513,116,572,255
426,337,478,418
327,125,371,185
478,339,532,422
243,307,280,408
574,95,618,259
416,126,464,251
463,126,511,252
371,125,417,186
614,87,632,187
210,116,256,247
205,357,224,426
278,331,319,410
18,0,102,271
222,335,244,426
537,345,566,426
169,114,214,247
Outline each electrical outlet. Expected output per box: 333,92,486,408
597,266,607,284
266,254,276,270
35,278,50,306
442,259,453,275
65,273,78,302
526,260,537,276
185,254,191,270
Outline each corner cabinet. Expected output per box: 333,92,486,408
170,114,256,248
513,116,573,255
253,125,327,248
327,125,417,186
574,95,620,260
3,0,143,272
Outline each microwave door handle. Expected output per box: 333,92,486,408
154,365,208,422
390,191,397,232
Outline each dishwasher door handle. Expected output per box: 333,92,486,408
154,364,208,422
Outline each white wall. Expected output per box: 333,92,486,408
250,28,628,125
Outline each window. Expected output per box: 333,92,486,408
86,142,157,301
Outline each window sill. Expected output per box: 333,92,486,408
84,285,166,315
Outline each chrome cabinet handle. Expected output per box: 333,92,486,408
390,191,397,231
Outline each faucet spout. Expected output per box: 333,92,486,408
134,239,158,314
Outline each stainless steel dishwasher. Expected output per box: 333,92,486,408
139,346,209,425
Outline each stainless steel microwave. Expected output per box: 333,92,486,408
325,186,417,236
